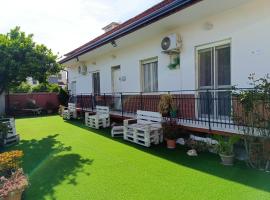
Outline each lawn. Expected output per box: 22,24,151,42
6,116,270,200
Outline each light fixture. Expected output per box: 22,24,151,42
111,40,117,47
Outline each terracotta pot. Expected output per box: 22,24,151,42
219,154,234,166
166,139,176,149
3,189,23,200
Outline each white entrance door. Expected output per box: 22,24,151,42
112,66,121,93
112,66,121,110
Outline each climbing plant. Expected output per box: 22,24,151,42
168,55,180,70
235,73,270,171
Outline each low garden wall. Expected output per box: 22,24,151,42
6,92,60,115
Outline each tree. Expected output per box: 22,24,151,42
0,27,62,95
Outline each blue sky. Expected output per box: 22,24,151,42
0,0,161,56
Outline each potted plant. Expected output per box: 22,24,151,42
214,135,240,166
0,151,28,200
163,119,180,149
158,94,178,117
158,94,173,117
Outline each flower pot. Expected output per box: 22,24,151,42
219,154,234,166
166,139,176,149
3,189,23,200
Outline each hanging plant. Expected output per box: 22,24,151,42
168,54,180,70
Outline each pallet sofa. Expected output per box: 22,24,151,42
123,110,163,147
85,106,110,129
0,118,20,147
63,103,77,120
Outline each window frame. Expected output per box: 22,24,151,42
140,57,158,93
195,39,232,120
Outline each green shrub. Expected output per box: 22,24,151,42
32,83,60,93
58,88,69,106
10,82,31,93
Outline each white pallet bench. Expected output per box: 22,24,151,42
85,106,110,129
63,103,77,120
0,118,20,147
123,110,163,147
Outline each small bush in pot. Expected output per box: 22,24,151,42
214,135,240,166
158,94,173,117
163,119,180,149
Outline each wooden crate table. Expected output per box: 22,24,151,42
111,126,124,137
0,118,20,147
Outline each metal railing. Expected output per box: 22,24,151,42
69,88,270,133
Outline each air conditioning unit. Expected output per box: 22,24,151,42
78,64,88,75
161,33,182,52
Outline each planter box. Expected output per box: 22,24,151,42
1,189,23,200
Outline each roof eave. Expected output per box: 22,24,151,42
59,0,201,64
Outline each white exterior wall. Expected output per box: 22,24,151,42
0,93,5,115
67,0,270,95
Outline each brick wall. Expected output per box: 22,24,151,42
6,93,59,115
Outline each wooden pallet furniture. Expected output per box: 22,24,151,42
85,106,110,129
123,110,163,147
111,126,124,137
0,118,20,147
63,103,77,120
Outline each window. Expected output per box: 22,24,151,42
92,72,100,95
141,58,158,92
197,41,231,118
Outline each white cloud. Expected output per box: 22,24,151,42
0,0,161,56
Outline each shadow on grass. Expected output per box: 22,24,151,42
67,119,270,194
6,134,93,200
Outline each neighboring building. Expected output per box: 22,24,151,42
26,71,67,88
60,0,270,134
26,77,39,86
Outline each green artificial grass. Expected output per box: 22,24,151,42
5,116,270,200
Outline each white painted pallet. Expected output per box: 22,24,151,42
63,103,77,120
111,126,124,137
0,118,20,147
123,110,163,147
85,106,110,129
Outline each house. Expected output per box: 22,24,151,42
26,71,67,88
60,0,270,134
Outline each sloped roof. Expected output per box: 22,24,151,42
60,0,201,64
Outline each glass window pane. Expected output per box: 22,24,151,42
198,92,214,117
216,45,231,86
199,49,212,87
152,62,158,92
142,61,158,92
